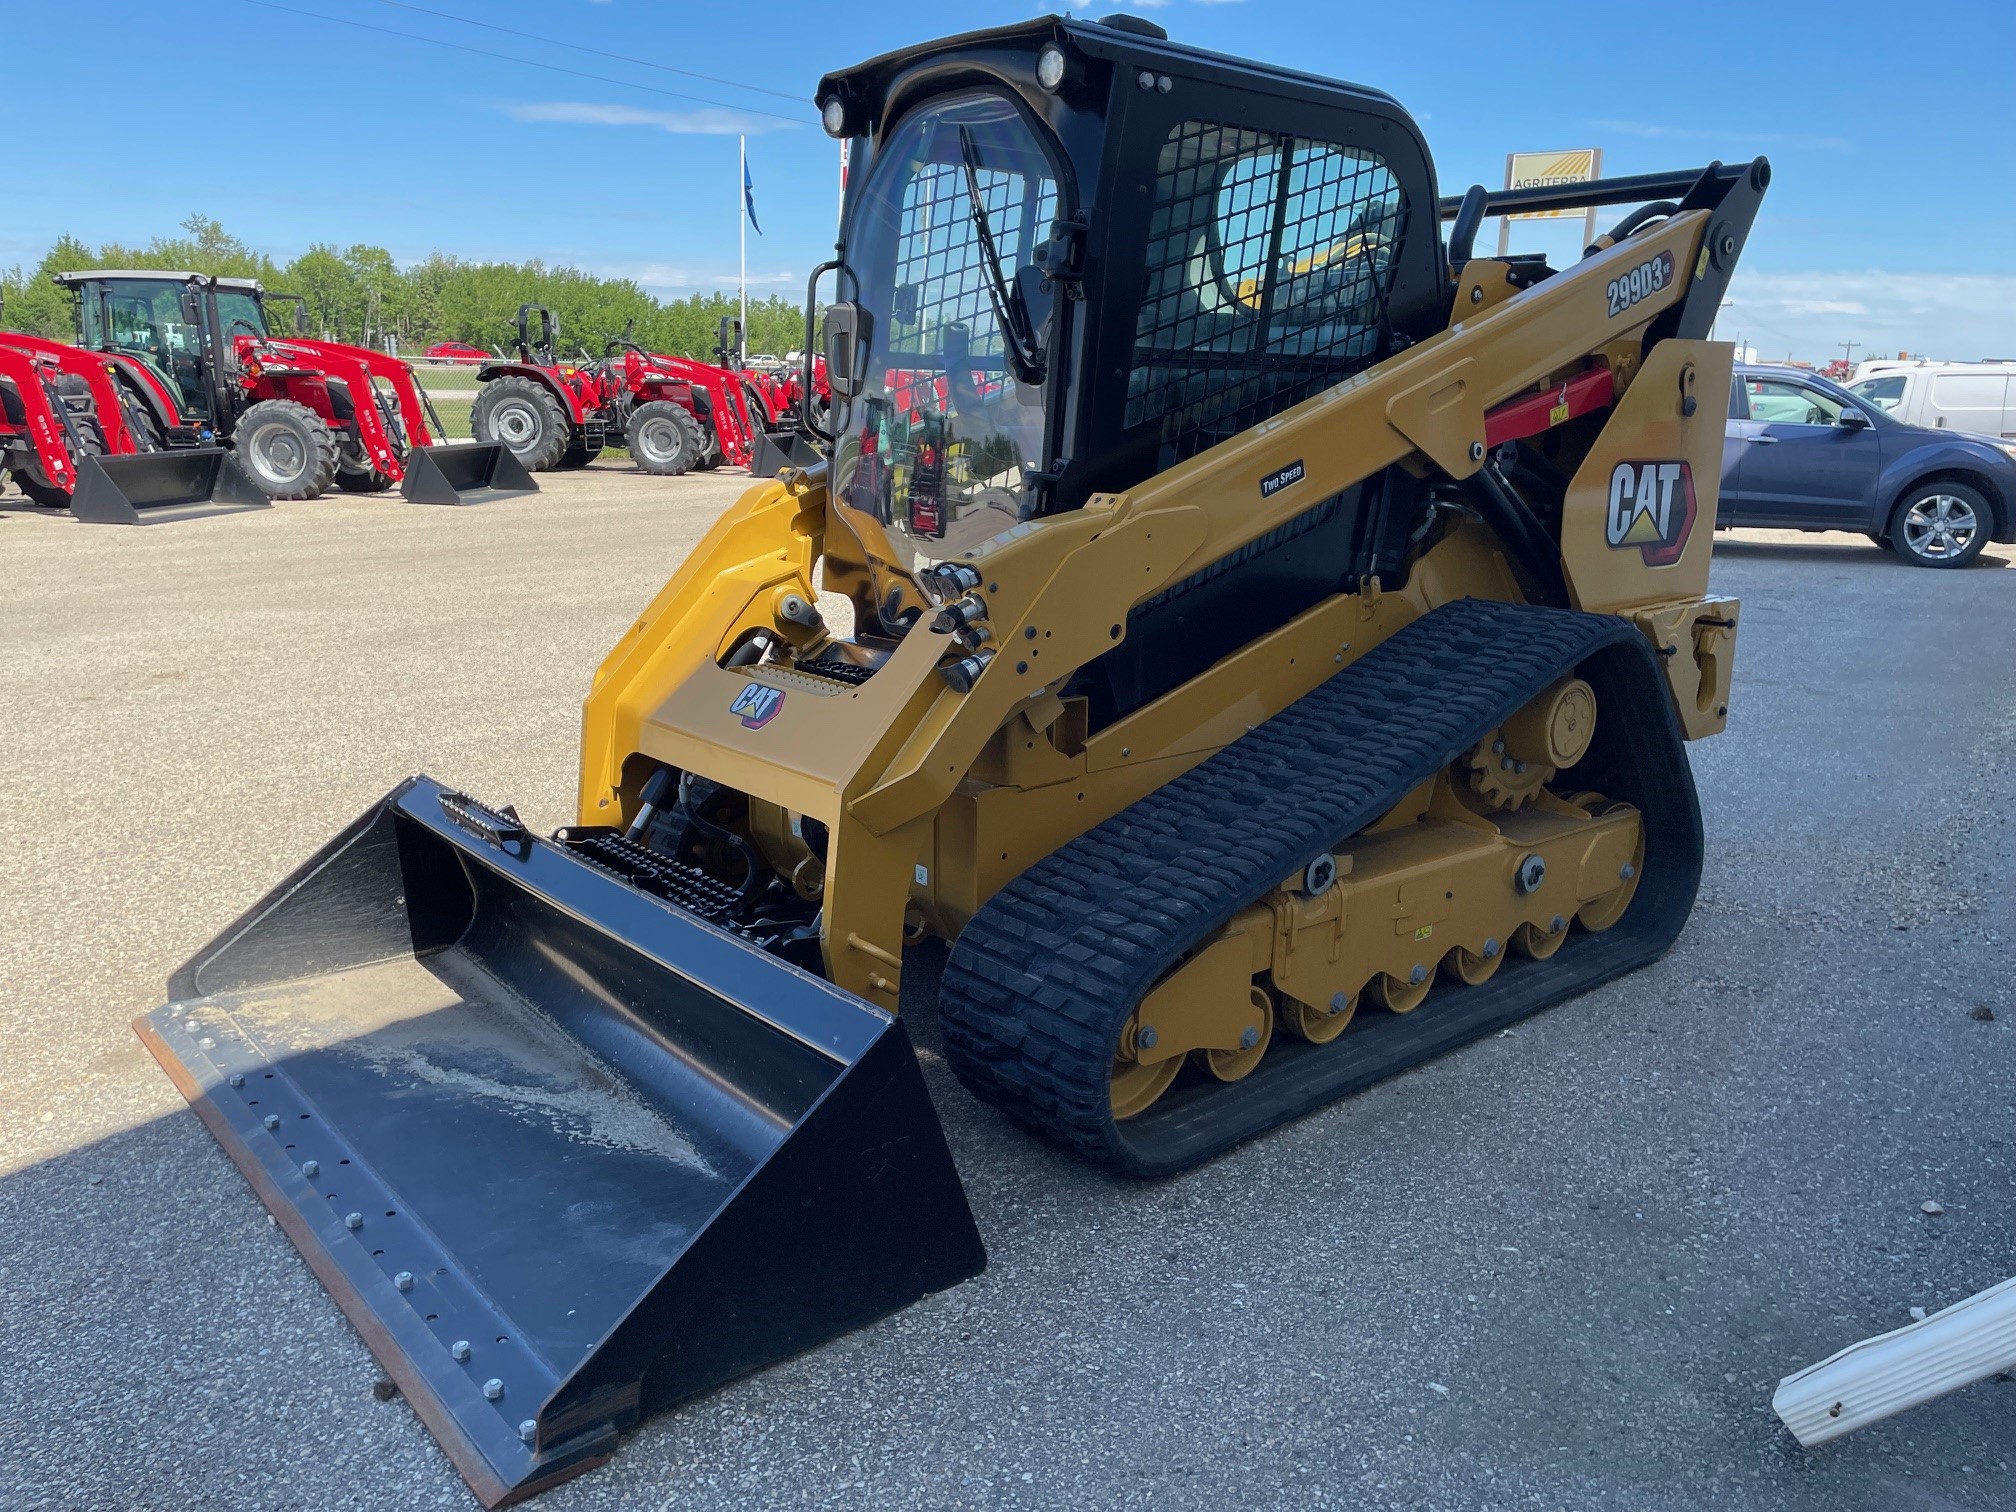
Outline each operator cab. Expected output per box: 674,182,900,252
54,270,271,421
814,14,1444,630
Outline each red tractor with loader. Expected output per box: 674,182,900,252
619,339,771,472
55,271,533,505
706,316,832,472
471,306,744,477
1,318,264,523
470,307,813,478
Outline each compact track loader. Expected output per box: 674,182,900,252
137,15,1764,1503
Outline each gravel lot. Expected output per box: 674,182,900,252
2,470,2012,1512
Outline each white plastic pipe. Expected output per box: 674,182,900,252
1773,1274,2016,1446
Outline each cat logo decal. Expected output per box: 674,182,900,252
1605,460,1697,567
729,683,786,729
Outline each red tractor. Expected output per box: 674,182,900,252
470,307,821,478
747,355,828,429
472,306,764,477
705,316,834,470
56,271,532,505
468,305,688,475
713,317,829,475
1,316,264,523
625,341,771,472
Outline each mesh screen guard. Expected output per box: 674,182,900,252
1127,119,1408,468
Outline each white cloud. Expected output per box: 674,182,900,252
1721,271,2016,363
504,101,794,137
1780,298,1870,317
590,260,800,295
1588,118,1849,153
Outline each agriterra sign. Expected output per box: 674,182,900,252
1503,150,1602,221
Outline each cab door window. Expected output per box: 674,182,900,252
1127,119,1407,468
831,92,1065,578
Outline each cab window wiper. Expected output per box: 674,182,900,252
957,127,1046,387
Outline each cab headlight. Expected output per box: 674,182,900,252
1036,44,1069,93
820,96,850,138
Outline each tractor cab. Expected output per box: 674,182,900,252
56,270,273,423
813,14,1445,627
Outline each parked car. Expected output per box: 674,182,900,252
1721,364,2016,567
423,341,491,364
1846,360,2016,439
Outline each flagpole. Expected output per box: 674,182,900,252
738,134,748,367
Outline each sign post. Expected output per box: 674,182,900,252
1498,148,1603,255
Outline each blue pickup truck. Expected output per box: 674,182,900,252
1721,363,2016,567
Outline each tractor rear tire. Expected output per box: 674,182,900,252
336,467,394,493
11,375,108,506
627,401,705,475
471,376,570,472
234,399,339,499
554,439,599,469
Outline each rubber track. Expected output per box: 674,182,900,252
939,597,1703,1178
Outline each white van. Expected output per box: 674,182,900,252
1846,361,2016,438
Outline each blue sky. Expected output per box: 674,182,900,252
8,0,2014,361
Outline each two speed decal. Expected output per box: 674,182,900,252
1606,250,1675,319
1259,459,1306,499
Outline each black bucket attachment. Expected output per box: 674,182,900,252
401,442,539,505
134,776,984,1506
69,448,269,525
749,427,824,478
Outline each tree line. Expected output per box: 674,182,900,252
0,216,806,360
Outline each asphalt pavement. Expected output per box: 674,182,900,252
1,472,2012,1511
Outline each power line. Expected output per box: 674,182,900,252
373,0,806,104
237,0,813,125
1721,303,1814,354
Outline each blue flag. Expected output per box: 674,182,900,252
744,156,762,236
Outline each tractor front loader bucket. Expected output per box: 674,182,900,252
401,442,539,505
133,776,984,1507
69,449,268,525
749,427,824,478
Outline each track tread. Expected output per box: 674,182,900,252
939,598,1698,1176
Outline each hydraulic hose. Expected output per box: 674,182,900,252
1460,463,1569,609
